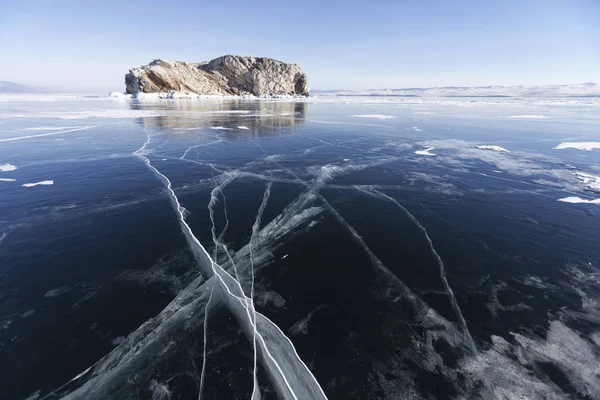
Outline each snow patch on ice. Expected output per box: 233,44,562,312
554,142,600,151
209,126,234,130
412,126,423,132
0,178,16,182
350,114,395,120
108,92,130,99
237,126,250,130
575,172,600,192
476,145,510,153
0,163,17,171
558,196,600,204
22,180,54,187
506,115,550,119
415,147,436,156
44,286,72,297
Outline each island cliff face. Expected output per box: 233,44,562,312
125,55,310,97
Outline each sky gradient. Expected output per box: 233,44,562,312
1,0,599,92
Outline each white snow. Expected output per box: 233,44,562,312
575,172,600,192
554,142,600,151
476,145,510,153
237,126,250,130
350,114,395,119
22,180,54,187
415,147,436,156
412,126,423,131
0,163,17,171
558,196,600,204
506,115,550,119
0,178,16,182
108,92,130,99
209,126,234,130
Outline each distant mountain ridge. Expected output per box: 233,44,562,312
0,81,53,93
315,83,600,98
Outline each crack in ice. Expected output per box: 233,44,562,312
134,128,327,400
357,186,477,353
198,284,215,400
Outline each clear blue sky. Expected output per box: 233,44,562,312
1,0,598,92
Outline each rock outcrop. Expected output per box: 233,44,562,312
125,55,310,97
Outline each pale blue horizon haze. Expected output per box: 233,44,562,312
1,0,599,93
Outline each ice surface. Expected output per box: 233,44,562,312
0,163,17,171
5,94,600,399
554,142,600,151
22,180,54,187
558,196,600,204
132,129,328,400
0,126,97,142
22,126,85,131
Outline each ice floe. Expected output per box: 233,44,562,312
415,147,436,156
554,142,600,151
22,180,54,187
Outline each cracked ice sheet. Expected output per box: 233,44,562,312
51,185,326,399
70,131,329,400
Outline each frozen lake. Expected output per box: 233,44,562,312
1,94,600,399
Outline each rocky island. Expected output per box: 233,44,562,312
125,55,310,97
